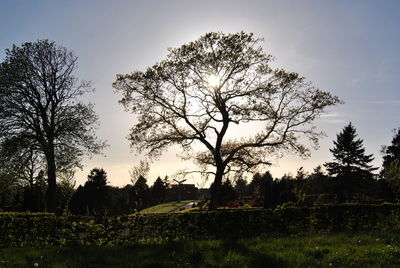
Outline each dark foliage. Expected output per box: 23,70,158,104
69,168,110,217
324,123,378,202
0,40,105,212
218,179,236,206
381,128,400,172
2,204,400,247
325,122,377,175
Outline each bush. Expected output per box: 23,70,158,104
227,200,241,208
251,196,264,207
2,204,400,247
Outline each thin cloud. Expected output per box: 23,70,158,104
320,113,340,118
353,100,400,105
319,113,345,124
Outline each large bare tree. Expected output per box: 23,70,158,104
0,40,105,212
113,32,341,210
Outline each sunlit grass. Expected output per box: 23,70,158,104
139,200,194,214
2,232,400,267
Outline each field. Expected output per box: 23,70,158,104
1,232,400,267
139,200,195,214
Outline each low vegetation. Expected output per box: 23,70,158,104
2,232,400,267
2,204,400,247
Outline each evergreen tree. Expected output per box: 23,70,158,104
151,176,167,204
381,128,400,174
325,123,377,202
69,168,110,216
381,129,400,199
87,168,108,187
219,179,237,206
325,122,377,176
234,177,250,198
262,171,274,209
133,176,150,210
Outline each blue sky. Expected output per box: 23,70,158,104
1,0,399,186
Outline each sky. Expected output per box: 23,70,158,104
1,0,399,187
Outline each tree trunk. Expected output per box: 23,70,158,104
45,149,57,213
209,168,224,211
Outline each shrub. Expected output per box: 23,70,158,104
251,196,264,207
227,201,241,208
2,204,400,247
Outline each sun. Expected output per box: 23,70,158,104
207,74,220,88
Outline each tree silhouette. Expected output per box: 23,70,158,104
325,122,377,175
0,136,44,189
133,176,149,211
383,160,400,200
151,176,167,204
380,129,400,199
69,168,109,216
0,40,106,212
381,128,400,175
325,122,377,201
87,168,108,187
114,32,341,210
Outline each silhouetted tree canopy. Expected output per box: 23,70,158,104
381,128,400,174
324,123,378,202
87,168,108,188
0,40,106,212
0,135,43,188
133,176,150,211
151,176,168,204
325,122,377,176
69,168,109,217
113,31,341,210
218,178,236,206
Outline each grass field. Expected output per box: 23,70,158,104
139,200,194,214
2,232,400,267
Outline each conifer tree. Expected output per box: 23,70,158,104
381,128,400,173
381,128,400,199
325,122,377,176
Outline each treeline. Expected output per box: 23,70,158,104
0,168,199,216
1,123,400,216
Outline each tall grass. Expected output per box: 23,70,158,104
1,232,400,267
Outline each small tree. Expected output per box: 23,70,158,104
133,176,150,210
262,171,274,209
381,128,400,200
114,32,341,210
0,136,44,189
87,168,108,187
325,122,377,176
383,160,400,200
69,168,109,216
234,177,250,198
325,122,377,201
219,178,237,206
381,128,400,175
151,176,167,204
0,40,105,212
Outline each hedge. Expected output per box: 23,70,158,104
1,204,400,247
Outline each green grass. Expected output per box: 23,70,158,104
139,200,194,214
2,232,400,267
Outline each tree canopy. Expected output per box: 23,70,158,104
381,128,400,199
325,122,377,176
0,40,106,212
113,32,341,210
381,128,400,173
